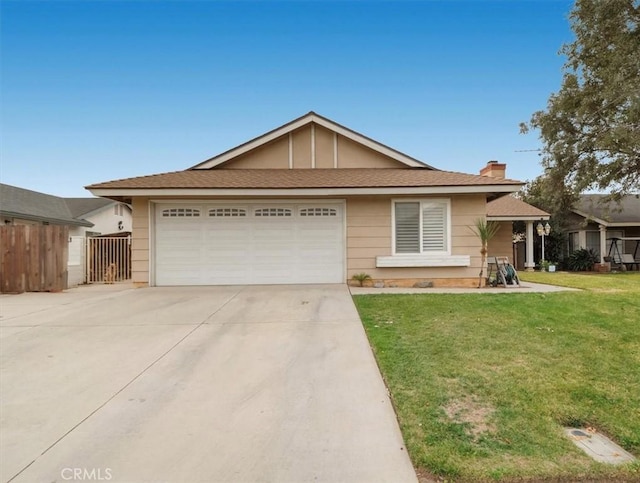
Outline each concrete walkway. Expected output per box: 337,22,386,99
350,280,580,295
1,284,416,483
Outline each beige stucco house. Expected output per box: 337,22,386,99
87,112,527,287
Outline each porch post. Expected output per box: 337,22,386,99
525,221,535,271
599,224,607,263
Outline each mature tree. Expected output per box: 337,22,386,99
521,0,640,210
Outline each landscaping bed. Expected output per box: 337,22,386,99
353,273,640,481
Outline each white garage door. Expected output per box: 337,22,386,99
154,202,344,285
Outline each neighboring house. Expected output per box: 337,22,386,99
1,183,94,229
1,184,132,234
65,198,132,236
566,194,640,264
87,112,526,287
487,193,550,270
1,183,132,286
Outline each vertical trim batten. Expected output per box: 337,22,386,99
288,133,293,169
311,124,316,168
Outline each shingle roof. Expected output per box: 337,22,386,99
574,194,640,224
87,168,522,190
65,197,114,218
0,183,107,226
487,195,549,219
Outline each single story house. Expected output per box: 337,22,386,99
566,194,640,264
87,112,533,287
1,183,132,235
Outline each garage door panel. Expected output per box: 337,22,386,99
155,203,344,285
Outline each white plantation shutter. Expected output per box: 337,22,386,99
422,202,447,252
393,200,449,254
395,202,420,253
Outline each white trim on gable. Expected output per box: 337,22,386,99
190,112,433,170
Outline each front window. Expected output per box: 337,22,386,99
394,200,449,255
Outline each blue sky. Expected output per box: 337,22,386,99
1,0,574,197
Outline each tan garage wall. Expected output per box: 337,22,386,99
345,194,486,286
132,194,489,287
131,197,150,286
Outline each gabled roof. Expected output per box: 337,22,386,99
487,195,550,221
190,111,434,170
0,183,93,226
573,194,640,226
65,197,115,218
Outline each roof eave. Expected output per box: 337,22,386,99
190,112,434,170
487,215,550,221
88,184,521,198
571,209,640,226
0,210,94,227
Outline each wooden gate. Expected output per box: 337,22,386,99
87,235,132,283
0,225,69,293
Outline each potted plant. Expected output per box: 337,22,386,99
539,259,556,272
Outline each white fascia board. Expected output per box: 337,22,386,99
89,185,521,198
604,222,640,227
310,116,428,168
191,113,429,169
571,209,609,226
487,215,550,221
193,116,313,169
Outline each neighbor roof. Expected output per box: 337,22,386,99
191,111,434,170
487,195,550,221
573,194,640,226
65,197,115,218
0,183,112,227
0,183,93,226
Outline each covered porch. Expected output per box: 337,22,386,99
487,195,551,271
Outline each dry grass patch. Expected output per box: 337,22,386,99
443,395,496,439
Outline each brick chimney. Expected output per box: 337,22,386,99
480,160,506,179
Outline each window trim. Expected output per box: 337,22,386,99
391,198,452,256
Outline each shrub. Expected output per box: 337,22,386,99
351,273,372,287
567,248,599,272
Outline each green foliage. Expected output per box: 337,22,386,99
517,182,569,263
469,219,500,287
351,272,372,287
567,248,599,271
469,219,501,251
521,0,640,203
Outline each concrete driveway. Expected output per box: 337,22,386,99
0,284,416,483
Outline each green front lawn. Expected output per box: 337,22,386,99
353,274,640,481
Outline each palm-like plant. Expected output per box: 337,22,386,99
469,219,501,288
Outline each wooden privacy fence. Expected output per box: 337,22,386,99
87,235,132,283
0,225,69,293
